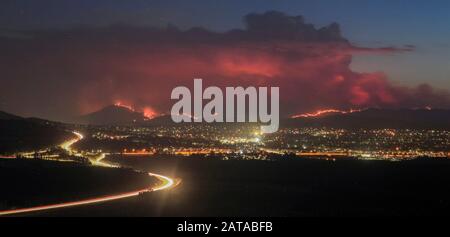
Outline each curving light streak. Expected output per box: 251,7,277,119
0,171,176,216
0,131,178,216
0,189,144,216
149,172,175,191
60,131,83,153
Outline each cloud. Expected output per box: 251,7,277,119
0,11,448,120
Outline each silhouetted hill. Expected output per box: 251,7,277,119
0,111,72,154
76,105,148,125
285,109,450,129
0,111,22,120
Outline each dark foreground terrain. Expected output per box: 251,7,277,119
0,159,156,212
22,157,450,217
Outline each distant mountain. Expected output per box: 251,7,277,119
146,108,450,130
76,105,148,125
285,108,450,129
71,107,450,129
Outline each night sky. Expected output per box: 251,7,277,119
0,0,449,120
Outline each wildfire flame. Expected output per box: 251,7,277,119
114,101,157,119
291,108,363,118
143,107,157,119
114,101,135,111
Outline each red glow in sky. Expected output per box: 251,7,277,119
0,11,448,120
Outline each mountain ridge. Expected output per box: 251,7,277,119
284,108,450,129
75,105,148,125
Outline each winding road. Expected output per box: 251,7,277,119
0,131,178,216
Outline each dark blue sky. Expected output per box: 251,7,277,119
1,0,450,89
2,0,450,44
